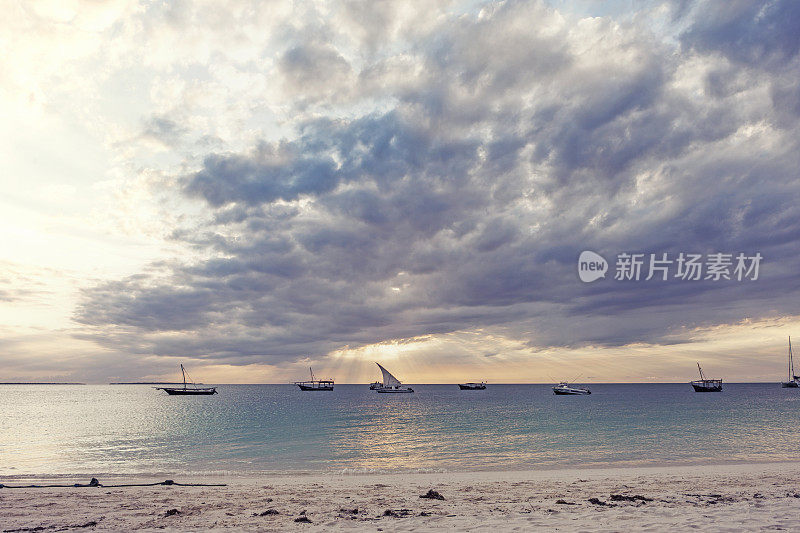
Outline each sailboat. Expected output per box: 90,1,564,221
155,364,217,395
690,362,722,392
459,382,487,390
294,367,334,391
374,363,414,393
781,336,799,388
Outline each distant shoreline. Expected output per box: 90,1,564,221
110,382,205,385
0,382,85,385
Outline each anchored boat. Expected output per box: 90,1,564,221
374,363,414,393
458,382,486,390
552,382,591,395
294,367,334,391
690,362,722,392
781,336,799,388
155,364,217,395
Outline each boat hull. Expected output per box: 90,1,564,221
297,384,334,391
691,380,722,392
781,381,799,388
159,388,217,395
459,384,486,390
553,388,590,395
376,387,414,393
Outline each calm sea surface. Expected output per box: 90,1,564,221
1,383,799,477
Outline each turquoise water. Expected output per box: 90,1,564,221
1,383,798,477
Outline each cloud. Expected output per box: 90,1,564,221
141,114,189,148
73,0,800,372
279,41,354,100
680,0,800,69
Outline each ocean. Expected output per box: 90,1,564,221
1,383,798,478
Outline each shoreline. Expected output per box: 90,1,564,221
5,458,800,483
2,461,800,531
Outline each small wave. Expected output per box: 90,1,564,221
337,466,448,476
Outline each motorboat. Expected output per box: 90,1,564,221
552,382,591,395
458,382,486,390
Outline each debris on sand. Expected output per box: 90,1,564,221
555,499,576,505
383,509,413,517
3,521,99,532
610,494,653,502
253,509,279,516
587,498,614,506
294,516,312,523
420,489,445,500
165,509,180,516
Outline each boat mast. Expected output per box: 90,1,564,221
181,364,186,389
310,367,314,382
697,362,705,380
790,336,795,380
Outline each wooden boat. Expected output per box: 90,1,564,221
458,382,486,390
155,365,217,395
294,367,334,391
369,381,382,390
374,363,414,393
690,362,722,392
552,382,591,395
781,336,799,388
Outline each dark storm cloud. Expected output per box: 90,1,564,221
185,140,340,206
77,0,800,362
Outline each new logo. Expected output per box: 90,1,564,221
578,250,608,282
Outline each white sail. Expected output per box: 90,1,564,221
376,363,401,387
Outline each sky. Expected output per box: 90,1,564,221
1,0,799,384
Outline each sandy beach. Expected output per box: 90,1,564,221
3,463,800,531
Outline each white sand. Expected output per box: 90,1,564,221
3,463,800,531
